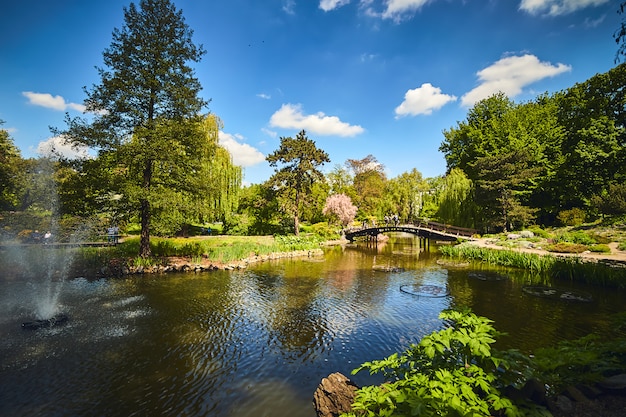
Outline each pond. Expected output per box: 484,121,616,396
1,236,625,416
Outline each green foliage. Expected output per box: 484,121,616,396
556,208,586,226
266,130,330,236
0,122,24,210
526,226,550,239
301,222,341,240
592,183,626,216
436,168,476,228
274,234,323,251
343,310,545,417
533,315,626,395
588,244,611,253
59,0,211,258
346,155,388,219
619,241,626,251
473,149,541,232
553,230,596,245
440,244,626,287
544,242,588,253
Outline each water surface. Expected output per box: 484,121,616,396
1,237,624,416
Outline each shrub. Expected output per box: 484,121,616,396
343,310,546,417
527,226,551,239
588,244,611,253
557,208,586,226
545,242,588,253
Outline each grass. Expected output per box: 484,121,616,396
83,234,324,266
439,244,626,288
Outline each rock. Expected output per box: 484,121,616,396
550,395,574,414
520,230,535,238
564,385,589,403
313,372,359,417
507,233,521,240
599,374,626,391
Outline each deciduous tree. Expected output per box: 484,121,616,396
0,121,23,210
345,154,387,218
323,193,357,228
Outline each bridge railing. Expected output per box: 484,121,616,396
411,220,477,237
343,220,477,239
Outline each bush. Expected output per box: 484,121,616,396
545,242,588,253
588,244,611,253
557,208,586,226
303,222,341,240
527,226,551,239
554,230,596,245
343,310,546,417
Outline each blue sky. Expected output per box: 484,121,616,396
0,0,620,184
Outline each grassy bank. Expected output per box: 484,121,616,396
76,234,326,270
439,244,626,288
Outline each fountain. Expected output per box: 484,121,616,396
0,160,92,330
4,232,78,330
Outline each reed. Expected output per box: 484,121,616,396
439,244,626,288
92,235,323,264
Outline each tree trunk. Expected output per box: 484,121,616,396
139,159,153,258
140,198,151,258
294,189,301,236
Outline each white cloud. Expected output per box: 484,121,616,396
584,14,605,28
257,93,271,100
261,127,278,138
382,0,431,21
22,91,86,112
269,103,365,137
360,52,378,62
461,54,571,107
283,0,296,14
519,0,609,16
395,83,457,117
218,132,265,167
320,0,351,11
36,136,91,160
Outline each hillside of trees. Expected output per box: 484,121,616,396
2,9,625,242
2,63,626,240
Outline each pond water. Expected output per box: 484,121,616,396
1,236,625,417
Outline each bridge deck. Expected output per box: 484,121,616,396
344,223,476,242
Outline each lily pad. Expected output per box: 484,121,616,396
522,286,593,302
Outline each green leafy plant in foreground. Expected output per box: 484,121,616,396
343,310,548,417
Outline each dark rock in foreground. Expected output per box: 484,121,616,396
313,372,358,417
22,313,69,330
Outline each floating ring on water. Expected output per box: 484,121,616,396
400,284,449,298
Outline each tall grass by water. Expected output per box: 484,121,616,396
78,234,324,267
439,244,626,288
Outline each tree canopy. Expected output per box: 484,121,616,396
440,63,626,229
266,130,330,235
59,0,210,256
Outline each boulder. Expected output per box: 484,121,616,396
313,372,359,417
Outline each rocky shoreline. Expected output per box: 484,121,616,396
99,248,326,276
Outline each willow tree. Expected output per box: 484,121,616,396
59,0,208,257
266,130,330,236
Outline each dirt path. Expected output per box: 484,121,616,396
464,238,626,264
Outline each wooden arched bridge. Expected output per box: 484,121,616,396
344,221,477,242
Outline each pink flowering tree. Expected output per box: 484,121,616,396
323,193,358,228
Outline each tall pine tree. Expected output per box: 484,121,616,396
60,0,208,257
